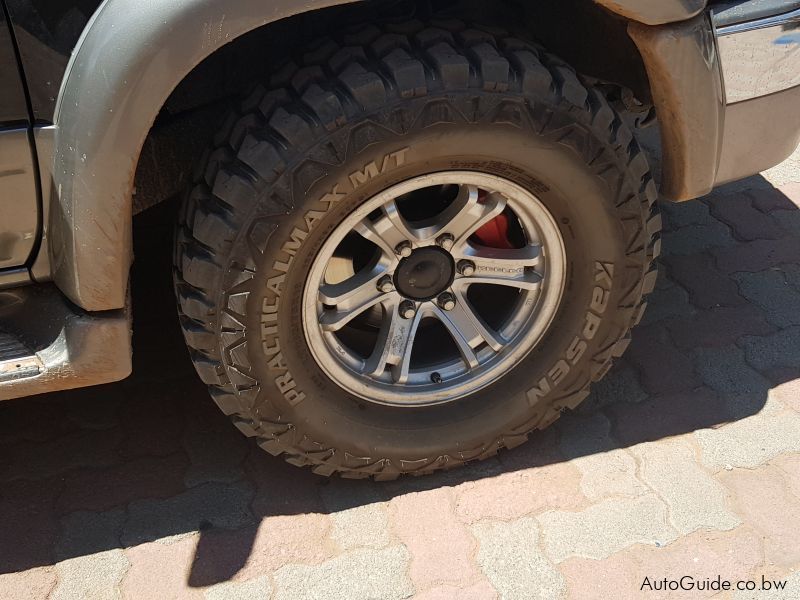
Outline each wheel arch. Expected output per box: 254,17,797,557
49,0,680,312
50,0,360,311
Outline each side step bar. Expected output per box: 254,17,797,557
0,284,131,401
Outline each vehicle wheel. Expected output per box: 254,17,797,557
174,20,660,478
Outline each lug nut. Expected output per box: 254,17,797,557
377,275,394,293
399,300,417,319
395,241,413,258
457,260,476,277
437,233,455,251
437,292,456,311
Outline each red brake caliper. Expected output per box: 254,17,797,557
472,191,515,249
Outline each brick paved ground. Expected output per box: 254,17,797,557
1,148,799,600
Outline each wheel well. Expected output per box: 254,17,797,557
132,0,650,214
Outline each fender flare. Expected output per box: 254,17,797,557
50,0,358,311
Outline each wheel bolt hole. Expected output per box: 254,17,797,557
431,372,442,384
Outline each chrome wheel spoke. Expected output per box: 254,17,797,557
455,244,542,290
436,185,507,247
363,300,421,383
319,267,389,331
356,200,416,254
431,302,494,368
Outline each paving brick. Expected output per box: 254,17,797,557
181,513,332,587
245,451,326,517
122,481,254,546
695,408,800,470
205,576,272,600
414,581,498,600
692,345,771,397
771,208,800,236
719,465,800,567
659,199,716,231
626,326,701,395
454,464,587,524
734,270,800,327
781,262,800,290
559,413,648,501
473,518,565,600
772,454,800,501
661,223,737,256
272,546,413,600
182,402,248,487
707,193,786,241
0,568,58,600
639,283,695,327
119,387,186,458
391,488,483,589
664,254,744,309
581,360,648,411
740,326,800,375
630,440,740,534
56,509,125,561
53,510,129,600
559,526,763,600
769,379,800,413
713,236,800,274
537,495,677,563
57,453,189,514
748,185,800,213
0,397,73,447
0,428,121,482
53,551,130,600
65,385,123,430
667,305,776,349
122,536,202,599
733,570,800,600
321,480,391,551
609,388,729,446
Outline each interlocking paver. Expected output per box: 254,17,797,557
583,360,648,408
695,407,800,470
664,253,744,309
271,546,413,600
0,567,58,600
122,536,201,599
537,495,678,563
734,270,800,327
630,440,740,534
719,465,800,568
560,526,763,600
667,305,776,349
626,325,701,395
56,453,189,514
559,413,648,501
205,576,272,600
122,482,254,546
713,236,800,274
391,488,484,590
473,518,564,600
739,326,800,372
692,345,771,397
661,222,737,256
707,193,786,241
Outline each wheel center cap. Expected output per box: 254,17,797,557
394,247,455,301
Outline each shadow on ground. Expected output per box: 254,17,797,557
1,174,797,586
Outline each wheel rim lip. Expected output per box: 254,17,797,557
301,171,567,407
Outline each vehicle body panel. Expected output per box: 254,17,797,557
0,5,38,273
